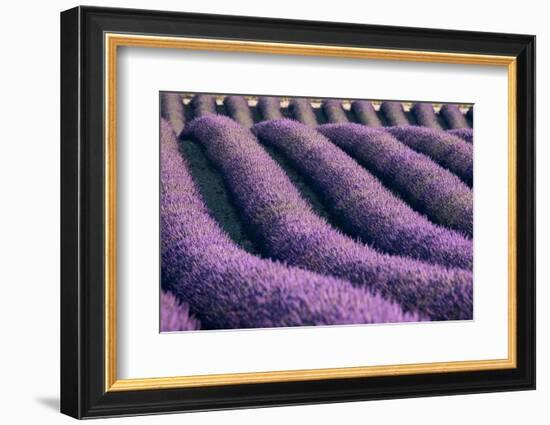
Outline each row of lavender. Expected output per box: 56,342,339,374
167,92,473,131
160,93,474,331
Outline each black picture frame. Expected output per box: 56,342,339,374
61,5,535,419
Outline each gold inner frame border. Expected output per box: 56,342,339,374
104,33,517,392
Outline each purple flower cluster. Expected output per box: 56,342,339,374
440,104,469,129
386,126,473,187
322,99,349,123
160,92,186,137
183,115,472,320
224,95,255,128
411,103,441,129
448,128,473,144
318,123,473,237
288,98,318,126
160,291,201,332
253,119,472,269
257,96,283,121
380,101,410,126
162,118,417,328
351,101,383,127
190,94,217,118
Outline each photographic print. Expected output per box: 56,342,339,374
61,8,535,417
160,93,474,332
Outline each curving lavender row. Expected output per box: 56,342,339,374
380,101,410,126
411,103,442,129
257,96,283,121
253,119,472,269
440,104,469,129
448,128,474,144
160,92,186,137
224,95,255,128
160,291,201,332
387,126,473,186
162,118,417,328
322,99,349,123
318,123,473,237
190,94,217,118
288,98,318,126
183,115,472,320
351,101,383,127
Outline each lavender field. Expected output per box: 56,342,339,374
160,93,474,332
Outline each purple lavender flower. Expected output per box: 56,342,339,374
160,290,201,332
322,99,349,123
380,101,410,126
411,103,442,129
447,128,473,144
351,101,383,127
386,126,473,187
162,118,417,328
160,92,186,137
257,96,283,121
318,123,473,237
253,119,472,269
190,94,217,118
440,104,469,129
223,95,255,128
288,98,318,126
183,115,472,320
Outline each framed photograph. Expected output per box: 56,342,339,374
60,6,535,419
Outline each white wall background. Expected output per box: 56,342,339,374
0,0,545,423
